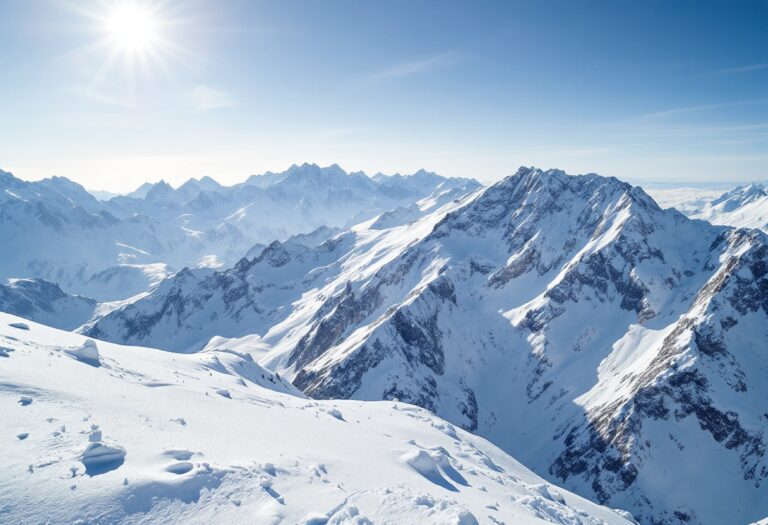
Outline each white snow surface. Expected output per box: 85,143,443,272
0,313,632,525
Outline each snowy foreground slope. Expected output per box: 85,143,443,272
90,168,768,525
0,314,633,525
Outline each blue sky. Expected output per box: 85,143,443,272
1,0,767,191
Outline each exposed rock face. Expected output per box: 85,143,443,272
283,169,768,524
0,278,96,330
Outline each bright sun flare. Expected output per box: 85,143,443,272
106,2,159,52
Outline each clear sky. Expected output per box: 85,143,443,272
1,0,767,191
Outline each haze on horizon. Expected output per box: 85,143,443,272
1,0,767,192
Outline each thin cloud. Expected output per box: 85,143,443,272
632,98,768,120
185,85,237,111
71,85,137,109
713,63,768,75
368,51,463,81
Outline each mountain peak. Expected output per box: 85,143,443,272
144,180,174,201
0,168,22,187
711,182,768,210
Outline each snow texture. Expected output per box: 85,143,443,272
0,313,631,524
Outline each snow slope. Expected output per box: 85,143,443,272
90,167,768,524
0,312,633,525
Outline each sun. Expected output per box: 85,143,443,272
105,2,160,53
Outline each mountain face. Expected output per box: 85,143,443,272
90,167,768,525
0,166,476,302
1,313,633,525
0,278,96,330
85,186,479,353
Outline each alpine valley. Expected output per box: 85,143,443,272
3,165,767,525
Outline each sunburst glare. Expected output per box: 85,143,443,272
70,0,194,86
105,2,159,53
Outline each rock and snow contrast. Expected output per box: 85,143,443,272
0,165,477,302
87,167,768,524
0,278,96,330
0,313,632,525
84,185,481,353
4,164,768,524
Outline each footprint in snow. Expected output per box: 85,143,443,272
18,396,33,406
161,450,199,475
164,449,195,461
166,462,194,475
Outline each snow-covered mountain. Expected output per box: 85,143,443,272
651,183,768,232
652,183,768,232
0,313,633,525
89,167,768,524
0,165,477,302
85,186,480,353
0,278,96,330
0,169,241,301
110,163,480,246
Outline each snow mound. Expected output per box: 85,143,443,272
81,442,126,476
67,338,100,366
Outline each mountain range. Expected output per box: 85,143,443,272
0,165,477,301
3,165,768,524
83,167,768,525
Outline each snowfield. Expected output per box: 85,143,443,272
0,313,633,525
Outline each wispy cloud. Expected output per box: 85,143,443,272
184,85,237,111
632,98,768,121
368,51,463,81
713,63,768,75
71,85,137,109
